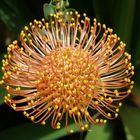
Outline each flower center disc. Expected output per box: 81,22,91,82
37,47,98,109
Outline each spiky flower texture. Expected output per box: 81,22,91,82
1,12,134,132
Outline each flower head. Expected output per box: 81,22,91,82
1,11,134,132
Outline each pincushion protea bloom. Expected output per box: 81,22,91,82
1,11,134,132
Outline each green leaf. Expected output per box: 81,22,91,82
0,0,33,35
92,0,135,52
0,121,79,140
111,0,135,52
0,88,7,105
120,104,140,140
91,0,114,24
43,3,56,20
85,124,112,140
130,1,140,84
131,0,140,65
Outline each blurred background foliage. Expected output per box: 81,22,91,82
0,0,140,139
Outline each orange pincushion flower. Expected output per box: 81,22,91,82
1,11,134,132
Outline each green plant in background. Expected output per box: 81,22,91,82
43,0,70,20
0,0,140,140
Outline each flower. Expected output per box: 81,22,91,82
1,11,134,132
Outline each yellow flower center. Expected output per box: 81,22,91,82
37,47,98,110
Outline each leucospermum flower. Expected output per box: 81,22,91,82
1,11,134,132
